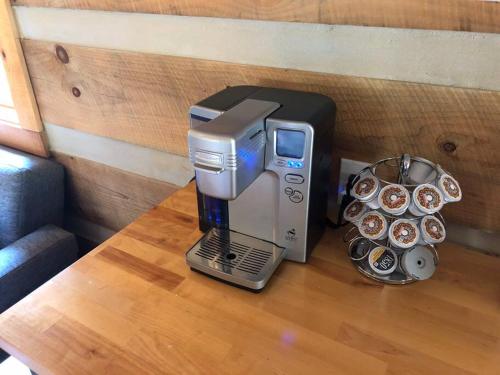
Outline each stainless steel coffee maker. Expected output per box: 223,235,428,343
186,86,336,290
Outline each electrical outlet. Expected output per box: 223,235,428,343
337,158,370,203
326,158,371,224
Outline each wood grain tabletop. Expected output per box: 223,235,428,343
0,182,499,374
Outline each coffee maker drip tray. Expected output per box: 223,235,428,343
186,228,286,291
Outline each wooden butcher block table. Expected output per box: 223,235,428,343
0,182,499,374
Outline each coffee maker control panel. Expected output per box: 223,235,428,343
265,119,314,262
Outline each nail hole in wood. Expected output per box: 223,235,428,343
55,45,69,64
72,87,81,97
442,142,457,153
1,50,5,60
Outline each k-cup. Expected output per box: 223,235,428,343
358,211,388,240
409,183,444,216
377,184,410,215
401,245,437,280
419,215,446,245
437,173,462,203
351,174,380,209
368,246,398,275
388,219,420,249
343,200,368,224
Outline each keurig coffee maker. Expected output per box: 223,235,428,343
186,86,336,290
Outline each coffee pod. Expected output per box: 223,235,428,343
401,245,437,280
377,184,410,215
368,246,398,275
388,219,420,249
437,173,462,203
351,174,380,209
419,215,446,244
358,211,388,240
409,183,444,216
343,200,368,224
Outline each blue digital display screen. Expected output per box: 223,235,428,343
276,129,305,159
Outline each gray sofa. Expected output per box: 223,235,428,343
0,146,78,356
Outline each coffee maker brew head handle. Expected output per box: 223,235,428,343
188,99,280,200
193,163,224,174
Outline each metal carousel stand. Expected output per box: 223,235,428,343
344,154,451,285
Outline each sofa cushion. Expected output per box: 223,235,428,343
0,146,64,248
0,224,78,313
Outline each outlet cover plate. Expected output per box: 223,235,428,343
337,158,370,203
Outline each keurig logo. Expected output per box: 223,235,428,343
417,186,442,210
354,177,376,196
442,176,460,199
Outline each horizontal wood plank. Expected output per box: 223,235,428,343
15,6,500,92
12,0,500,33
23,40,500,231
46,123,194,187
0,183,499,374
96,246,185,291
0,120,48,156
52,152,178,232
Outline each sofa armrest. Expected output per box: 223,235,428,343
0,225,78,313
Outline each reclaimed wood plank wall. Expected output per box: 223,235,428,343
9,1,500,235
12,0,500,33
53,152,178,232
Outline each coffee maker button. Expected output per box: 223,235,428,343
289,190,303,203
275,159,287,167
285,174,305,184
284,187,294,196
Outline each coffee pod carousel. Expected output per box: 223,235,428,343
344,154,461,284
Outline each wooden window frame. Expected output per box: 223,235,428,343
0,0,48,156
